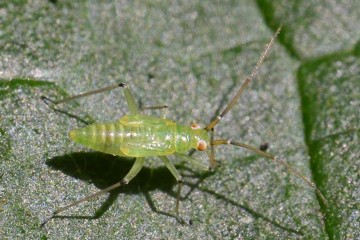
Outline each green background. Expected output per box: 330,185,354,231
0,1,359,239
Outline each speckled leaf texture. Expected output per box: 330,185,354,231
0,1,358,239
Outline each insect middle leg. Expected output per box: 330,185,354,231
141,105,169,118
158,156,183,217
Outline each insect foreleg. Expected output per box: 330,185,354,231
174,153,210,171
41,157,145,227
158,156,183,217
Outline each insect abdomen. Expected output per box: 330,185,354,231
70,122,126,157
69,115,178,157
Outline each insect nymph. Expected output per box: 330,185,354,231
41,27,327,226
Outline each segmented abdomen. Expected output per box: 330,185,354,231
69,115,177,157
69,122,125,156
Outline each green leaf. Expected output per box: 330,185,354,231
299,53,360,239
0,1,359,239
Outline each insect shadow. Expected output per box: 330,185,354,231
45,151,211,223
41,95,94,125
46,152,302,235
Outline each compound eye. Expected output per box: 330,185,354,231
191,123,201,129
197,140,207,151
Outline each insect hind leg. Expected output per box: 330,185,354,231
41,83,140,115
121,84,140,114
41,157,145,227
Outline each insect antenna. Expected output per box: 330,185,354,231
205,26,282,131
211,139,329,207
203,26,328,207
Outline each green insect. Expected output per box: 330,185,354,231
41,27,327,226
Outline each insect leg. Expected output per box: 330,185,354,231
121,84,140,114
174,153,210,171
158,156,183,217
41,83,124,107
41,83,140,114
141,105,169,118
41,157,145,227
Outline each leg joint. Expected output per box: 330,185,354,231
120,179,129,185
